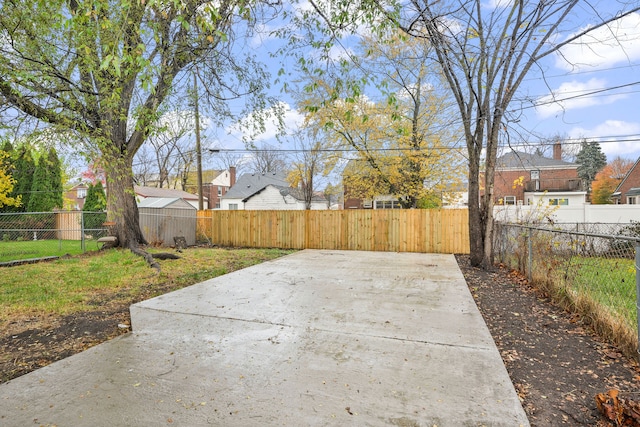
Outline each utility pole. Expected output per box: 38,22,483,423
194,72,204,210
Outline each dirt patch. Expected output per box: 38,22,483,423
1,254,639,426
0,309,131,383
456,255,640,426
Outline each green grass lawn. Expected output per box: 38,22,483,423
0,239,88,262
0,247,295,322
566,256,637,328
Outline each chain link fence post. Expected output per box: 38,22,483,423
636,243,640,357
81,211,86,252
528,227,533,282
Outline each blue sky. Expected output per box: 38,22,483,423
199,1,640,165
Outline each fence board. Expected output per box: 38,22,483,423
56,211,82,240
197,209,470,254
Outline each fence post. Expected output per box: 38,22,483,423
636,243,640,357
527,227,533,282
81,211,85,252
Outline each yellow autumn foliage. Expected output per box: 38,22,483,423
0,152,21,208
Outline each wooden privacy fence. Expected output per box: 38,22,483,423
56,211,82,240
197,209,470,254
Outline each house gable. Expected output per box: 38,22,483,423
613,157,640,204
220,171,290,210
241,185,328,210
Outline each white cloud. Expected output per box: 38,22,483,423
226,102,305,146
569,120,640,159
483,0,514,8
249,23,279,49
555,12,640,72
535,78,627,118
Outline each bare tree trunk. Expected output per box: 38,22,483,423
467,148,483,266
103,146,147,249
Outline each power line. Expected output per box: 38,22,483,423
517,80,640,111
522,63,640,82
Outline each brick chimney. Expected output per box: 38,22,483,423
553,142,562,160
230,166,236,187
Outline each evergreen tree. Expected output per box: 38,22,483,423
576,141,607,188
5,146,35,212
27,148,63,212
83,181,107,232
83,181,107,211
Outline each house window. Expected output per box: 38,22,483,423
628,196,637,205
77,188,87,199
217,187,222,196
229,203,238,210
548,198,569,206
215,202,220,209
530,170,540,180
375,200,401,209
504,196,516,205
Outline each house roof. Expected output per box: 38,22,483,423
614,157,640,194
222,171,289,200
137,197,196,209
625,187,640,197
242,184,327,203
135,185,205,201
496,151,576,170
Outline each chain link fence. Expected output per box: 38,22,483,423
494,222,640,359
0,211,109,263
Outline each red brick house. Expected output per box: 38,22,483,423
494,144,586,207
182,167,236,209
63,183,89,210
201,167,236,209
612,158,640,204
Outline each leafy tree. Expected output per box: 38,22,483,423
83,181,107,212
0,144,36,213
27,148,63,212
287,129,329,210
0,151,21,209
291,0,639,267
323,182,342,207
0,0,279,261
298,30,463,209
81,162,107,188
576,141,607,190
591,157,633,204
83,181,108,232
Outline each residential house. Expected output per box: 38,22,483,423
244,185,328,210
342,160,465,209
179,167,236,209
494,143,586,207
612,157,640,204
202,167,236,209
442,182,469,209
220,171,328,210
135,185,206,209
343,160,402,209
63,183,89,210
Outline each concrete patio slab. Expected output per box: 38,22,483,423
0,250,529,426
